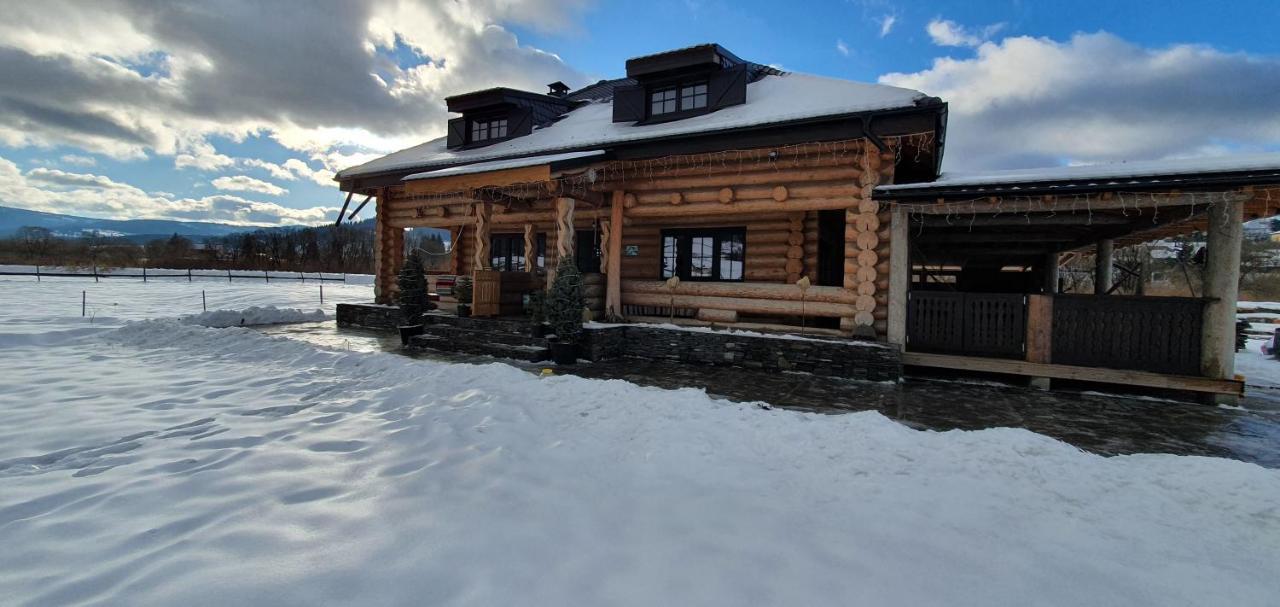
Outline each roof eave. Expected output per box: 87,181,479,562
337,100,944,192
874,168,1280,200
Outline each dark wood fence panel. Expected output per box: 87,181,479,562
907,292,1026,359
1051,295,1205,375
905,291,965,354
964,294,1028,358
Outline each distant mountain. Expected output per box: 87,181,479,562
0,205,324,242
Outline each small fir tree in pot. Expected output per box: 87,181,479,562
546,256,584,363
396,250,433,343
454,274,473,317
526,289,548,338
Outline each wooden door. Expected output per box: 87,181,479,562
472,270,501,317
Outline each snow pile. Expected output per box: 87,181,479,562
182,306,327,327
1,312,1278,605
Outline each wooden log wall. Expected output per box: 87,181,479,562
604,140,897,337
371,139,900,337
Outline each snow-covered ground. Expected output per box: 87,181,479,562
1,279,1279,606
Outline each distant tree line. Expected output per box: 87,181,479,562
0,223,449,274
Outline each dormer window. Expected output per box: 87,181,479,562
471,117,508,143
649,80,709,118
444,87,575,149
614,44,749,124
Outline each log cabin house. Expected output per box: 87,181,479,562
336,43,1280,404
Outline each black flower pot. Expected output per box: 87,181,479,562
398,323,424,345
549,341,578,365
457,304,471,318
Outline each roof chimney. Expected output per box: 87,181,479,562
547,81,570,97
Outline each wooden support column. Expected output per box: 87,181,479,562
1026,294,1054,390
1043,252,1059,294
842,141,881,337
473,202,491,272
1201,198,1244,401
550,197,576,284
605,191,625,319
786,212,805,283
1094,239,1114,295
523,224,536,275
886,205,909,348
448,226,462,276
1137,249,1151,296
372,188,403,304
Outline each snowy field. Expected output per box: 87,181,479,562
1,279,1279,605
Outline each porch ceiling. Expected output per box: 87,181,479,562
905,187,1279,264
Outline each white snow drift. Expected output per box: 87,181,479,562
0,279,1278,606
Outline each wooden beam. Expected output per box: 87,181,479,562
403,164,551,196
910,191,1253,215
605,191,625,319
912,214,1131,227
346,195,373,221
902,352,1244,396
335,191,354,226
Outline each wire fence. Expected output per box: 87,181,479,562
75,283,330,317
2,266,350,283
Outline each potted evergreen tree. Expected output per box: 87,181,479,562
546,256,584,364
454,274,473,318
396,250,433,343
527,289,548,338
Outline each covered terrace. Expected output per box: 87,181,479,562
876,154,1280,404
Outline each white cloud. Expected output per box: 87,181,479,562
0,0,589,203
241,158,298,181
877,15,897,38
836,39,851,57
0,156,329,226
879,32,1280,170
59,154,96,166
211,175,289,196
926,18,1005,48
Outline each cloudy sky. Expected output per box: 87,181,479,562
1,0,1278,226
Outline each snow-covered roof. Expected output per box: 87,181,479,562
338,72,927,180
877,153,1280,193
402,150,606,181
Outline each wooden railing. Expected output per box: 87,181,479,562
906,292,1027,359
1050,295,1206,376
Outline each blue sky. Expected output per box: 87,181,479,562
1,0,1277,226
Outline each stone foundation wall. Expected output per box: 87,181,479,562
579,326,627,362
584,325,901,381
337,303,404,330
336,304,901,381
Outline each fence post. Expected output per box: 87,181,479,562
264,270,269,283
35,265,40,282
300,272,305,283
82,290,86,317
93,265,99,283
320,283,324,305
143,266,147,283
188,268,192,282
202,290,207,312
228,269,232,282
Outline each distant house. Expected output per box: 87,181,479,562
337,43,1280,404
